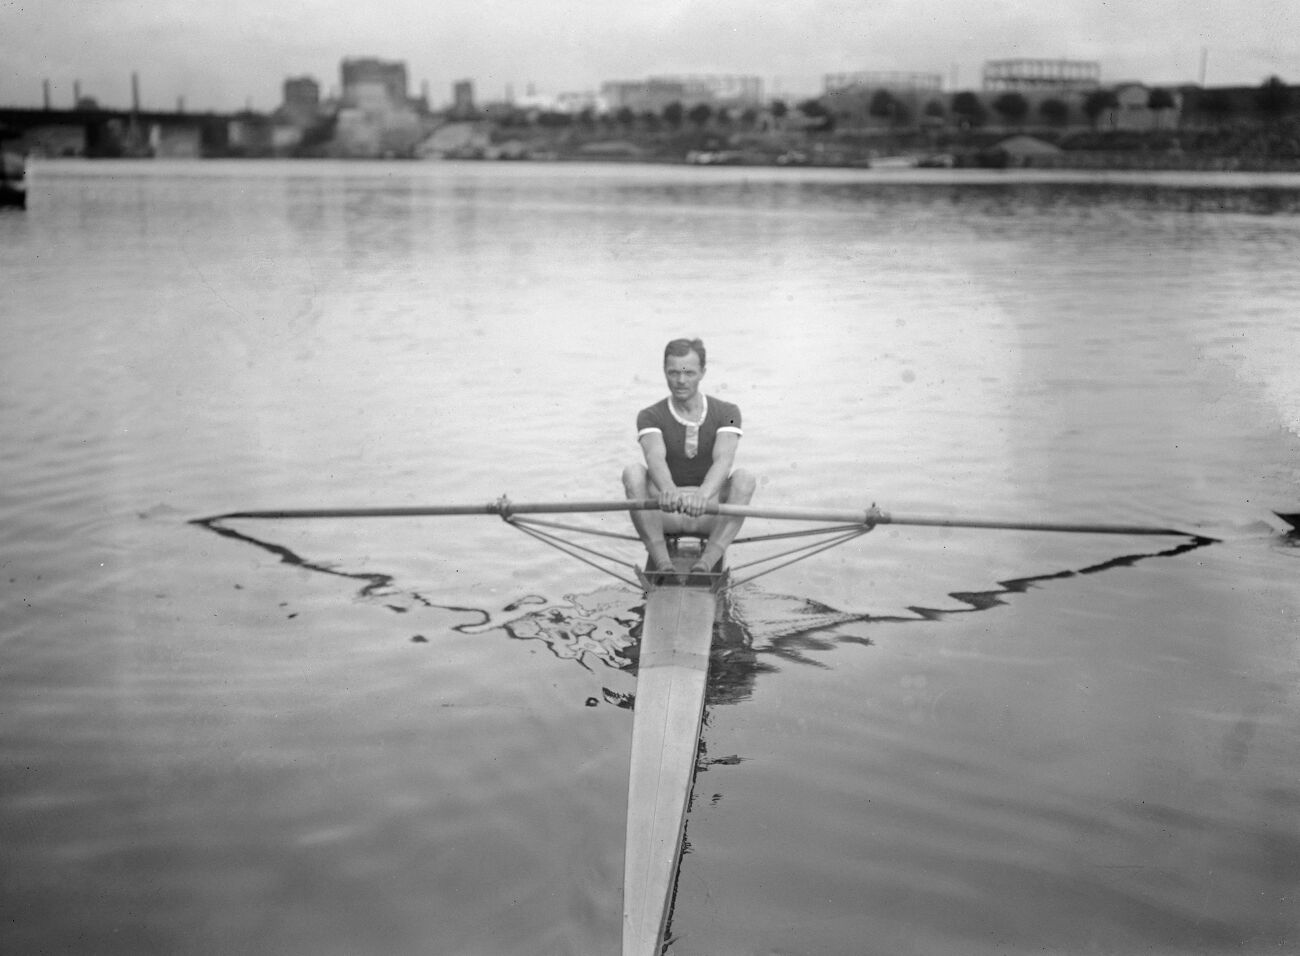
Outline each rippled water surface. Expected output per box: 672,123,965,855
2,160,1299,955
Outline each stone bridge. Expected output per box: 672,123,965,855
0,106,273,158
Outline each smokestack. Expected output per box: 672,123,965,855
177,96,185,113
43,79,51,110
132,72,140,112
74,80,81,106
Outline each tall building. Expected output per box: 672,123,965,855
283,76,320,109
277,76,320,125
333,57,425,158
452,80,476,117
341,57,409,107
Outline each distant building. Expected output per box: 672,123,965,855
513,87,604,115
1111,83,1183,130
452,80,476,117
283,76,320,110
558,91,607,114
601,79,691,113
602,75,763,112
333,57,426,157
824,71,943,93
983,59,1101,90
341,57,410,108
650,74,764,106
276,76,321,128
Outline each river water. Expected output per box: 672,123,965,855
2,160,1298,955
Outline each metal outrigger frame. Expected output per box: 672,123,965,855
499,512,876,593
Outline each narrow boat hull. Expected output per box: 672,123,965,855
623,555,721,956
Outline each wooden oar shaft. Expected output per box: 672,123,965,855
880,513,1186,536
199,499,663,522
200,498,1190,537
705,501,1186,536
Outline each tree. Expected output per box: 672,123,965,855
1083,89,1119,128
769,99,789,120
615,106,636,129
715,106,733,127
1198,90,1234,123
536,110,572,128
923,99,946,122
662,101,684,129
1256,76,1291,120
796,98,834,131
1147,87,1175,129
869,89,899,124
992,92,1029,127
951,91,985,128
687,102,713,127
1039,97,1069,125
740,107,759,130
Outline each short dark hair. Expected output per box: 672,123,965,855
664,338,706,367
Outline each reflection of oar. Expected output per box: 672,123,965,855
196,498,1199,537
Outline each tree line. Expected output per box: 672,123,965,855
484,75,1292,134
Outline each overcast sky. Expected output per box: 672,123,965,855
2,0,1296,112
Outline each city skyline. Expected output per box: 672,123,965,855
2,0,1296,114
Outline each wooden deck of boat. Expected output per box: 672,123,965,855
622,553,721,956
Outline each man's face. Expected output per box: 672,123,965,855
664,351,705,403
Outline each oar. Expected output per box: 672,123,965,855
703,502,1197,537
193,498,663,523
195,497,1200,538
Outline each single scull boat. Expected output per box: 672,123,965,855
195,496,1197,955
624,537,727,956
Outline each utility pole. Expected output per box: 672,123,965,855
43,79,51,110
1199,48,1208,86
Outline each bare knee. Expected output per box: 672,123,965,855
622,463,650,496
726,469,757,502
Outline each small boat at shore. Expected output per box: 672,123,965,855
1,150,27,209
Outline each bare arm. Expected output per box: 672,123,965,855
679,431,739,516
639,432,680,510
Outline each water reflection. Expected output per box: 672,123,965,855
609,176,1300,218
192,516,1216,710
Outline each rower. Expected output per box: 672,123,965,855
622,337,757,575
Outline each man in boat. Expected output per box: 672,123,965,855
622,337,756,575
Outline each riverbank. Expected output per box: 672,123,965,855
430,117,1300,173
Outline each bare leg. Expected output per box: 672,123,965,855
693,468,757,571
622,464,673,571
